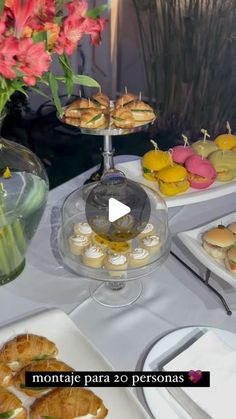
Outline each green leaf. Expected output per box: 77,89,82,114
30,87,50,99
33,31,48,44
0,0,5,17
0,411,15,419
86,4,108,19
32,354,50,361
87,113,103,124
72,75,100,88
48,72,63,116
59,55,73,97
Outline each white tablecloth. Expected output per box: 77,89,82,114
1,155,236,374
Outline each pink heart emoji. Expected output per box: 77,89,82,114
188,370,203,384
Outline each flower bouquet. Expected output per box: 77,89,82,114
0,0,107,283
0,0,107,116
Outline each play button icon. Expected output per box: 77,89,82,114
108,198,131,223
85,170,151,242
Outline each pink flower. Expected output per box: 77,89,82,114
0,36,19,79
8,0,37,37
17,38,51,85
66,0,87,17
55,15,85,55
82,17,107,45
29,0,56,31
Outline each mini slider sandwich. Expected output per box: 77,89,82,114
79,109,106,129
225,247,236,275
116,92,138,108
127,100,156,122
91,92,110,109
64,98,93,118
202,226,236,261
111,107,135,128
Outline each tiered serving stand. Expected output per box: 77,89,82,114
58,110,172,307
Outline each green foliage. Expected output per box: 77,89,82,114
133,0,236,137
86,4,108,19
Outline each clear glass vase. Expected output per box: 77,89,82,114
0,116,49,284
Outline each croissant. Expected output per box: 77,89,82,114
0,388,27,419
0,360,13,386
30,387,108,419
0,334,58,371
64,98,93,118
14,358,74,397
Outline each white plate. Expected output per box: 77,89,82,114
178,212,236,287
142,326,236,419
0,309,151,419
116,160,236,208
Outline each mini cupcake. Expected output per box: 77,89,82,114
73,222,93,238
129,248,150,268
104,253,128,277
141,235,161,255
138,223,156,239
82,245,105,268
68,235,90,256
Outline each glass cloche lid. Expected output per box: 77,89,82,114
58,170,170,282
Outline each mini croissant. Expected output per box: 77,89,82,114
14,358,74,397
30,387,108,419
0,360,13,386
0,388,27,419
0,334,58,371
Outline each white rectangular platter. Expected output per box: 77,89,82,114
116,160,236,208
178,212,236,287
0,309,151,419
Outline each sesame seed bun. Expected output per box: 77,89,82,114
203,227,235,247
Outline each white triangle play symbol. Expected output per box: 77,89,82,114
108,198,131,223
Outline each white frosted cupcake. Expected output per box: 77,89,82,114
141,235,161,255
138,223,156,239
129,248,150,268
114,214,134,232
82,245,105,268
104,253,128,277
73,222,93,238
68,235,90,256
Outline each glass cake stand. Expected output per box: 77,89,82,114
58,181,171,308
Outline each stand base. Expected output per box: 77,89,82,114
170,251,232,316
89,280,143,308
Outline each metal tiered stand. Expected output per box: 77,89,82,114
58,113,173,307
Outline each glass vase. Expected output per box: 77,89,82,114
0,115,49,284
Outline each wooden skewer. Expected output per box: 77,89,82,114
139,91,142,101
99,86,102,94
150,139,159,151
226,121,232,135
125,86,128,94
200,128,210,142
182,134,190,147
167,150,174,166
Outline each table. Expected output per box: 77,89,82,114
1,155,236,399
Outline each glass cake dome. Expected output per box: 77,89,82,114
58,171,171,307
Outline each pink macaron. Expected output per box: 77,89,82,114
185,155,217,189
172,146,195,165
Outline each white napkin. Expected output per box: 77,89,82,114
164,331,236,419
